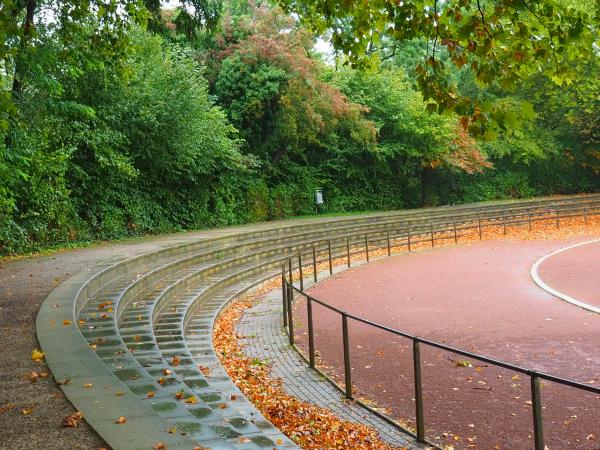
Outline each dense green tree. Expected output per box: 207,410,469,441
330,67,490,205
0,22,246,252
67,30,245,235
0,1,234,253
280,0,599,131
1,0,598,256
204,6,384,213
378,31,600,199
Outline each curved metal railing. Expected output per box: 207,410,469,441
281,200,600,450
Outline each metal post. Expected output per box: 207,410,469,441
307,297,315,368
312,246,317,283
413,340,425,442
346,236,351,267
342,314,352,399
365,234,369,262
528,211,532,231
287,282,294,345
327,240,333,275
531,375,545,450
478,217,482,240
584,207,588,224
386,228,391,256
453,221,458,243
555,209,560,228
503,214,507,235
282,267,288,327
298,253,304,291
430,223,434,248
407,225,412,252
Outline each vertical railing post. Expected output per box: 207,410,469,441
555,208,560,228
346,236,351,267
298,253,304,291
528,210,533,231
307,297,315,368
453,221,458,243
430,222,434,248
365,234,369,262
503,214,507,235
407,225,412,252
342,314,352,399
312,246,317,283
287,281,294,345
584,206,588,224
327,240,333,275
478,217,483,240
531,375,545,450
281,266,288,327
386,228,391,256
413,339,425,443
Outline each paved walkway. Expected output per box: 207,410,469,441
237,287,422,449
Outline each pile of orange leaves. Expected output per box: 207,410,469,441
214,280,409,450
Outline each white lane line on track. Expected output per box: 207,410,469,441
531,238,600,314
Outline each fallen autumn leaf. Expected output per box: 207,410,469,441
61,411,84,427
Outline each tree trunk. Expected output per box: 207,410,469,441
11,0,36,95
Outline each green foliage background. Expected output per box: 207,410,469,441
1,1,599,255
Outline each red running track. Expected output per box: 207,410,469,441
537,240,600,309
296,238,600,450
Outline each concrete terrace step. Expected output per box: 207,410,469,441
36,194,600,450
77,260,294,448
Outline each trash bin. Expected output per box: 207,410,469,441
315,189,323,213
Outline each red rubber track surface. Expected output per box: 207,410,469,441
538,240,600,308
295,238,600,450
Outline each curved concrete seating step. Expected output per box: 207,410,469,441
37,194,600,449
75,258,291,447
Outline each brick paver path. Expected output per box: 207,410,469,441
238,288,422,449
